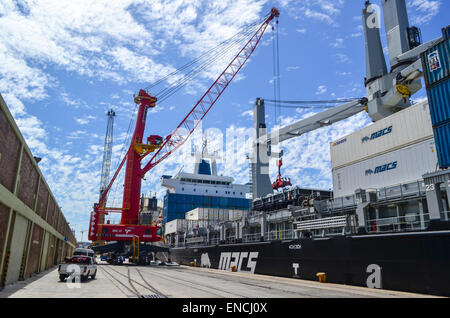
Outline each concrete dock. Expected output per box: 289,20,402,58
0,262,438,298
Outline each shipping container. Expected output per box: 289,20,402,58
332,139,438,198
185,207,246,221
427,78,450,125
422,28,450,170
422,35,450,88
330,101,433,170
163,192,251,223
165,219,186,235
444,26,450,39
433,123,450,169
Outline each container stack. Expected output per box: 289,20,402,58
422,26,450,169
330,101,438,198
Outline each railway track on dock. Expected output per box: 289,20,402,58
99,265,167,298
142,266,250,298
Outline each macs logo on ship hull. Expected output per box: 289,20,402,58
365,161,397,176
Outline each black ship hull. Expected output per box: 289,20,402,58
170,231,450,297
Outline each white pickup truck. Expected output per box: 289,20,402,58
58,253,97,282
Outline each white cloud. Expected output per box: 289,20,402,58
408,0,441,25
290,0,345,26
75,115,96,125
330,38,344,48
315,85,327,95
336,53,351,64
241,110,253,118
286,66,300,71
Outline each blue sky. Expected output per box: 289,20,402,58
0,0,447,241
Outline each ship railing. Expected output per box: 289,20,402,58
242,230,297,242
327,196,357,211
366,213,430,233
377,180,425,202
294,215,349,234
266,210,292,222
209,238,220,245
265,229,296,241
225,236,236,244
243,233,261,242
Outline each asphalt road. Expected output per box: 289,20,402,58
0,261,438,298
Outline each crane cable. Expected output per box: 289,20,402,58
272,19,281,124
106,16,268,210
109,103,139,210
156,27,258,103
143,15,269,104
155,22,262,103
264,98,361,104
143,16,267,93
264,98,361,110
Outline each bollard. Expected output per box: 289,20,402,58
316,272,326,283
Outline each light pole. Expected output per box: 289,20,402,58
80,230,87,243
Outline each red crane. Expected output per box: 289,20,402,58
89,8,280,243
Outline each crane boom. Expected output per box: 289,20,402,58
89,8,280,243
260,98,367,145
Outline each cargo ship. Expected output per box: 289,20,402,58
163,1,450,297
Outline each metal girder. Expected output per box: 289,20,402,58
259,99,366,145
395,38,443,63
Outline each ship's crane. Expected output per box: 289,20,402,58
252,0,447,200
88,8,281,243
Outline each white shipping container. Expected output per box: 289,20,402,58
332,139,438,198
185,209,198,220
165,219,186,234
330,101,433,170
185,208,235,221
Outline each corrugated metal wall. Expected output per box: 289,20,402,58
434,123,450,169
427,79,450,125
0,94,76,288
423,36,450,87
163,192,251,223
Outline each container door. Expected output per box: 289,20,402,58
5,213,29,285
